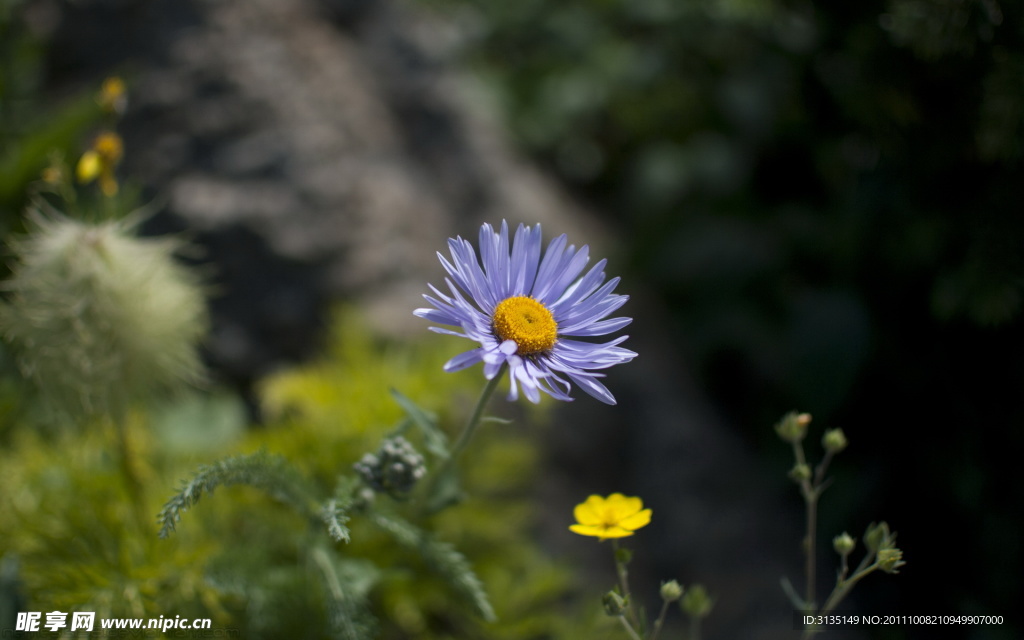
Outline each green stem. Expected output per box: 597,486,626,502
802,557,878,639
688,614,702,640
804,487,818,608
820,557,877,616
792,441,818,609
311,545,345,602
611,540,641,632
421,365,506,514
448,364,506,464
113,413,150,535
648,599,671,640
617,616,643,640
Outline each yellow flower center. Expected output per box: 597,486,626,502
492,296,557,355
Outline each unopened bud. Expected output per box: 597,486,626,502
877,548,905,574
660,580,684,603
354,436,427,499
833,532,855,556
822,428,848,454
864,522,892,553
680,583,713,619
788,463,812,483
602,590,627,617
775,411,811,443
615,546,634,566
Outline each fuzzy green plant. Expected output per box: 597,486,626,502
0,210,207,421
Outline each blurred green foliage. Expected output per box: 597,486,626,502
0,0,108,235
1,311,619,639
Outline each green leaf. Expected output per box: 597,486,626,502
390,388,449,460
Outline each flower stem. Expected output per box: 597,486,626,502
113,412,150,535
448,364,506,464
421,365,506,514
649,600,671,640
792,440,819,609
688,614,702,640
611,540,641,632
617,616,643,640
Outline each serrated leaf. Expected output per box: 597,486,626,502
321,499,352,543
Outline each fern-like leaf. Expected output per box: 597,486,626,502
369,512,495,622
157,450,320,539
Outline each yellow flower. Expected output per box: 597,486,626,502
76,131,124,196
570,493,652,540
98,76,127,114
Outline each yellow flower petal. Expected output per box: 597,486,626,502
573,494,608,526
569,524,636,539
618,508,652,531
605,493,643,519
76,151,101,183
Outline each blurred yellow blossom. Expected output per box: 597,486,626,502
76,131,123,196
570,493,652,540
98,76,127,114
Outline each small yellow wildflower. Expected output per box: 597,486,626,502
570,493,652,540
98,76,127,114
77,131,124,196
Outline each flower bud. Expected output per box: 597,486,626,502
822,428,848,454
877,548,905,574
864,521,892,553
614,546,634,566
0,214,207,420
833,532,856,556
602,590,627,617
680,584,713,619
660,580,684,603
775,411,811,443
353,436,427,499
833,532,855,556
788,463,812,483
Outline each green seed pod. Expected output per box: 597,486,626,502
0,213,207,420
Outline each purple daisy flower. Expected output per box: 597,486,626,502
414,221,636,404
